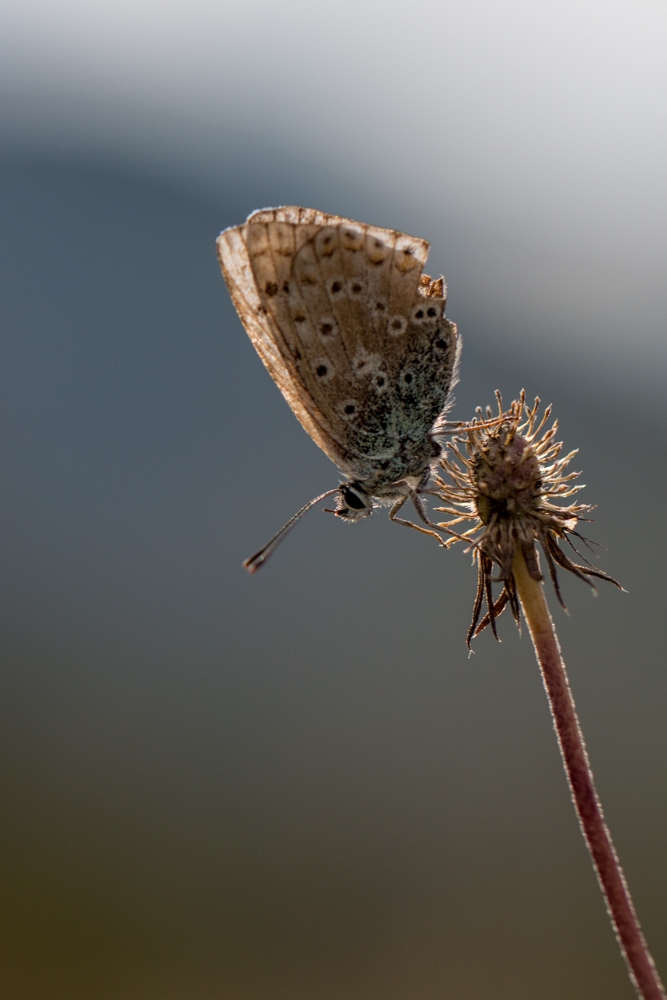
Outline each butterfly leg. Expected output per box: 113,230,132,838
388,494,448,548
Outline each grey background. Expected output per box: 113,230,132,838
0,2,666,997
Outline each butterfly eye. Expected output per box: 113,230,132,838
340,486,367,510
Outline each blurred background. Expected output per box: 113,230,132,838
0,1,666,997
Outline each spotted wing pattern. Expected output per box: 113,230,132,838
217,207,459,486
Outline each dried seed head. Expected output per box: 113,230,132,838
471,430,543,526
434,391,622,648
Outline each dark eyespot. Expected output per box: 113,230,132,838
375,301,386,311
320,323,333,335
375,377,385,387
294,314,306,323
415,309,424,319
344,404,356,414
265,281,278,296
404,373,413,384
342,487,365,509
427,307,437,317
331,281,342,293
435,338,448,349
351,282,362,293
282,281,290,293
316,365,328,377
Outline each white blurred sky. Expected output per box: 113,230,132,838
2,0,666,386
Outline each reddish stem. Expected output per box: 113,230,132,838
512,549,665,1000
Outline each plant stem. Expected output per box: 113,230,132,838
512,548,665,1000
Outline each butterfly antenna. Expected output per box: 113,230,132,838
243,489,341,573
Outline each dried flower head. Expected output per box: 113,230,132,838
434,391,622,648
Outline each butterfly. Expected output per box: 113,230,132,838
217,206,460,570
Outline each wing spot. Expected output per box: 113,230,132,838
282,281,290,293
434,338,449,349
311,357,335,382
352,348,381,377
340,399,360,421
366,236,391,264
389,315,408,336
373,301,386,313
342,228,364,250
265,281,278,296
328,278,345,296
293,313,306,324
427,307,437,317
316,231,337,257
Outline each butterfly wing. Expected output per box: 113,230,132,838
217,215,354,473
217,208,459,483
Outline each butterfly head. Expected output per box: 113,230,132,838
328,483,374,522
